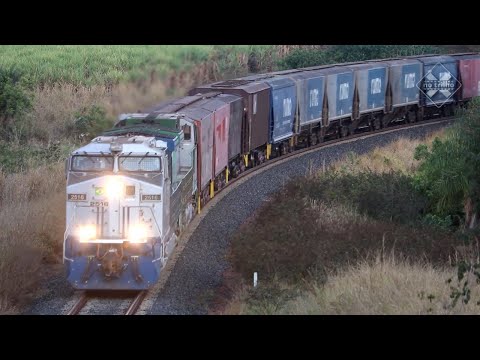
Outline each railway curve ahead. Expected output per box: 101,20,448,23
26,118,453,315
138,119,454,315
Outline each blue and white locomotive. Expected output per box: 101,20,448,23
64,114,196,289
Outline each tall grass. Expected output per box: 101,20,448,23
0,45,286,146
0,164,65,313
231,254,480,315
0,45,214,86
333,131,445,176
0,45,279,87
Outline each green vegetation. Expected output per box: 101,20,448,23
412,100,480,307
278,45,439,69
414,99,480,228
0,45,279,87
0,45,215,87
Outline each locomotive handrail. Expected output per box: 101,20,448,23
63,207,78,263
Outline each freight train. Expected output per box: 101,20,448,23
64,52,480,290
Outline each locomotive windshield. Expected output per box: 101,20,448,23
119,156,161,172
71,155,114,172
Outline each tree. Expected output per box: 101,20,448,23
414,99,480,229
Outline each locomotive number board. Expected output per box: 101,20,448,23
141,194,161,201
67,194,87,201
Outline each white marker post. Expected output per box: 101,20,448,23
253,272,258,287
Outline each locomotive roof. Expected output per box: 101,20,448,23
72,135,167,155
103,114,184,144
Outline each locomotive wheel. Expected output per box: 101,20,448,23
340,126,349,138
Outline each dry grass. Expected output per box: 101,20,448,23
266,255,480,315
224,254,480,315
24,62,213,144
0,163,65,313
333,130,445,176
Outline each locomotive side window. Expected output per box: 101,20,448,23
71,156,113,172
183,124,191,141
119,156,161,172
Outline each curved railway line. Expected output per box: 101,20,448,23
59,116,454,315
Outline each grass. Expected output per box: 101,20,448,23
226,254,480,315
0,163,65,313
0,45,278,87
1,45,284,147
0,45,213,86
333,133,444,176
222,130,479,315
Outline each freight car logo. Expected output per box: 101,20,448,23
417,63,461,108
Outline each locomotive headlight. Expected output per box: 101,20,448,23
78,225,96,243
128,224,148,243
105,176,124,199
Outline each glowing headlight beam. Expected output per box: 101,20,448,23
105,176,124,199
78,225,96,243
128,224,148,243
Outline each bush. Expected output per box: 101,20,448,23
69,105,113,142
0,69,32,141
414,99,480,225
299,170,428,224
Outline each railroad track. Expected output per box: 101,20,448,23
67,290,147,315
62,117,455,315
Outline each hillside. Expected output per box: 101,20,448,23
221,102,480,314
